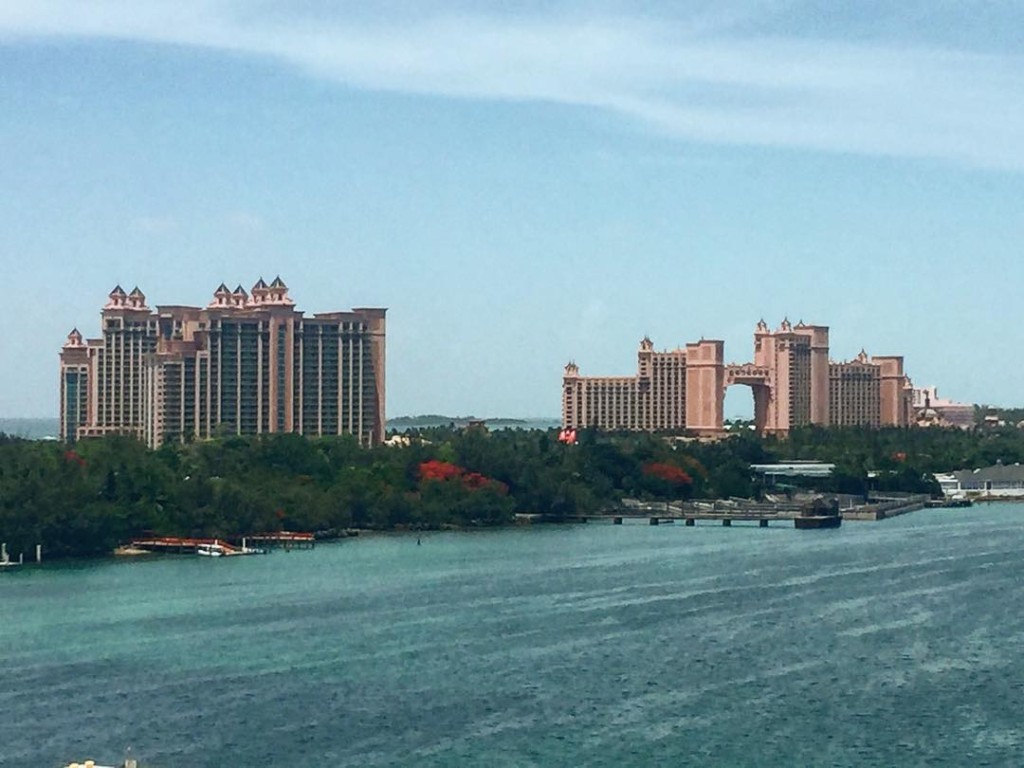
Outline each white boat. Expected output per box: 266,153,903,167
196,543,226,557
64,755,137,768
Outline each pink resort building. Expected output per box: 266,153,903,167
562,319,914,437
59,279,386,448
913,386,975,429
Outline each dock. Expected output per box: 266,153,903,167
128,531,314,555
568,499,841,529
242,532,316,550
839,494,931,521
129,536,265,556
561,493,933,529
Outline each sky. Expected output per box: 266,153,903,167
1,1,1022,420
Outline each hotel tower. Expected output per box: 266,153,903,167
60,279,386,448
563,319,912,436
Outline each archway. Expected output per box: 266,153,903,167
724,364,771,435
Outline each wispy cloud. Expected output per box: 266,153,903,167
2,1,1023,169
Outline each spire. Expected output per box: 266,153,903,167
104,284,128,310
250,277,270,304
265,275,294,306
63,328,84,348
231,284,249,308
126,285,147,310
208,282,233,308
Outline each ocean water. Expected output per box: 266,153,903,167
2,506,1023,767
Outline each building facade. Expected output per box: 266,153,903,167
561,338,723,434
829,351,881,428
60,279,386,448
563,319,914,436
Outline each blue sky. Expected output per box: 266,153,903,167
1,1,1022,419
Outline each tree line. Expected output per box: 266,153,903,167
1,424,1022,558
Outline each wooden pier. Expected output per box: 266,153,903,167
590,505,841,529
128,531,314,555
569,493,932,529
243,532,316,550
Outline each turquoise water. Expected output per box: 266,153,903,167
2,507,1023,766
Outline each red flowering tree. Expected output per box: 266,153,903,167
416,460,513,526
640,461,694,499
63,450,86,467
643,462,693,485
418,460,464,482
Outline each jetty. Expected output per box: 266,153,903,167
129,536,264,556
556,493,933,529
243,531,316,550
575,499,841,529
127,531,314,555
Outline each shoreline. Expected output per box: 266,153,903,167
0,505,961,568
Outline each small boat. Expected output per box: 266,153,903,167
64,750,138,768
196,543,226,557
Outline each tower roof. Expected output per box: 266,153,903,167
252,277,268,290
270,275,287,289
63,327,85,348
109,284,126,297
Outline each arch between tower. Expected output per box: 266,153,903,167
724,365,773,435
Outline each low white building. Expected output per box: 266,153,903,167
936,464,1024,498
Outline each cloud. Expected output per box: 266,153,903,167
2,1,1023,170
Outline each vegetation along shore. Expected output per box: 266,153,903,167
2,424,1022,560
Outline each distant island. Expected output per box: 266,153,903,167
0,418,59,440
388,415,560,430
0,415,561,439
6,407,1024,439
